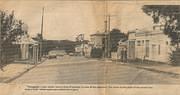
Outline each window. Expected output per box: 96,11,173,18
137,41,141,46
142,40,144,44
158,45,161,55
166,41,168,45
145,40,149,57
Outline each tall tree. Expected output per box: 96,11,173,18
109,28,127,52
0,10,28,64
142,5,180,46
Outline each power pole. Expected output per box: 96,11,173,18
104,0,108,58
104,0,114,58
103,1,116,58
40,7,44,60
104,18,108,58
41,7,44,40
107,15,111,58
82,34,85,56
104,15,111,58
106,14,117,58
0,12,2,65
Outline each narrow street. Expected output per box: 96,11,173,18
12,56,180,84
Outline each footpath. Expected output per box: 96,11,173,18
86,57,180,77
0,59,45,83
121,62,180,77
0,63,35,83
102,58,180,77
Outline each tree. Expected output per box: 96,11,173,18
142,5,180,65
142,5,180,46
1,11,27,43
0,10,28,64
109,28,127,52
33,33,42,41
75,34,84,42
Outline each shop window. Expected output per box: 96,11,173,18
142,40,144,45
158,45,161,55
137,41,141,46
145,40,149,57
166,41,168,45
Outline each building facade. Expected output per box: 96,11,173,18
128,28,172,63
116,40,127,61
13,35,39,64
75,44,83,56
90,32,105,49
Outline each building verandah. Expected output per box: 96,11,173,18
13,35,40,64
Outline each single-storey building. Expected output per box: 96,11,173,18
89,32,106,58
90,31,105,49
75,44,83,56
128,27,173,63
13,35,39,64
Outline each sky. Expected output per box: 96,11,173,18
0,0,165,40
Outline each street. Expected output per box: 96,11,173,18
12,56,180,84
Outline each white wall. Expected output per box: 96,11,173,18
128,30,172,63
90,35,104,48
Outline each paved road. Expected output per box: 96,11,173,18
12,56,180,84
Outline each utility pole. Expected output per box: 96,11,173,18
82,34,85,56
106,14,117,58
103,0,116,58
104,0,114,58
40,7,44,60
0,12,2,65
0,11,4,71
41,7,44,40
104,0,108,58
104,14,114,58
104,18,108,58
107,15,111,58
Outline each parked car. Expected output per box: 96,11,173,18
48,50,57,59
48,50,67,59
68,52,74,56
56,50,67,56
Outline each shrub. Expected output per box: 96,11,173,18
170,48,180,66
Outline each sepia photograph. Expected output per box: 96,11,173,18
1,0,180,95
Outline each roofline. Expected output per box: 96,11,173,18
90,33,105,36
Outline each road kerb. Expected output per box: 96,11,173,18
135,66,180,78
3,59,46,83
113,62,180,78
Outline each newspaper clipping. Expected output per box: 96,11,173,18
0,0,180,95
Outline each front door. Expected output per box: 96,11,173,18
152,44,157,59
128,40,135,60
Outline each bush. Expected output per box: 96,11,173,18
170,48,180,66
